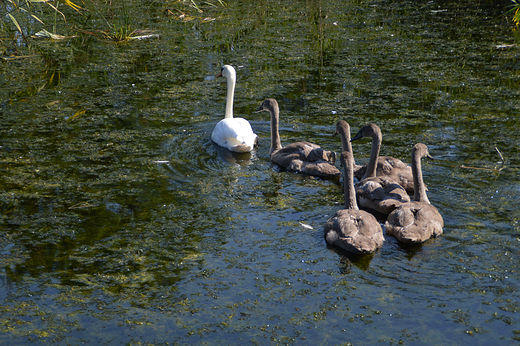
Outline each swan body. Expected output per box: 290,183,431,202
354,156,416,193
351,124,424,194
211,65,258,153
211,117,258,153
324,121,384,254
256,98,340,178
351,123,410,215
385,143,444,244
356,176,410,215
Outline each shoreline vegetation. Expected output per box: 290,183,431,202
1,0,517,50
1,0,227,46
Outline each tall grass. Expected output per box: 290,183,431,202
510,0,520,26
1,0,83,44
94,1,134,41
1,0,228,46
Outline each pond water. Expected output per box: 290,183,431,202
1,0,520,344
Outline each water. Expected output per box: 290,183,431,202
1,0,519,344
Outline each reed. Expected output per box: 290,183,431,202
511,0,520,26
2,0,83,45
97,1,134,41
1,0,226,46
76,1,160,42
166,0,226,21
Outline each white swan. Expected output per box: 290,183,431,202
211,65,258,153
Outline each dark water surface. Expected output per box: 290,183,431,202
1,0,520,344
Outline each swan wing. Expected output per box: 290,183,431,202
324,209,384,254
385,202,443,243
281,142,335,164
270,142,339,177
211,118,258,153
356,177,410,215
290,161,340,178
354,156,425,194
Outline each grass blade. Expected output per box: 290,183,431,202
31,14,45,25
7,13,23,34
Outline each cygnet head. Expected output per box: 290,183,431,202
351,123,381,142
413,143,433,160
216,65,236,80
334,120,350,137
255,98,278,113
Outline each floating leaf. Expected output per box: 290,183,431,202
300,222,314,230
45,101,60,108
127,34,160,40
34,29,70,40
0,55,34,61
67,109,87,122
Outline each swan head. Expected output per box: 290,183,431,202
413,143,434,160
351,123,382,142
216,65,236,81
255,98,279,113
334,120,350,138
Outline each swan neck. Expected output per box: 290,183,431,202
342,152,358,210
412,151,430,203
224,75,235,119
364,133,381,179
270,106,283,155
340,126,353,156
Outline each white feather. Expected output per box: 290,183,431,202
211,65,258,153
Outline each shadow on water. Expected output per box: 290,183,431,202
211,142,256,165
326,245,375,272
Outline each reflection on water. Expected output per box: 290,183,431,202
1,0,520,344
212,142,256,165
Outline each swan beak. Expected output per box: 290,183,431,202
350,131,363,142
333,131,339,137
215,72,223,78
254,105,265,113
426,154,434,160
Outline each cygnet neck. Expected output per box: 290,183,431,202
412,144,430,204
267,101,283,155
336,121,358,210
336,121,353,154
364,125,382,179
341,151,359,210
